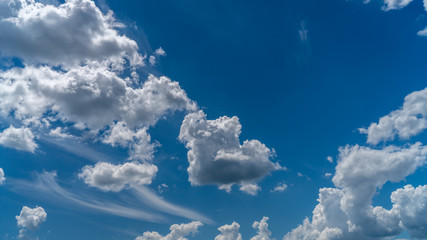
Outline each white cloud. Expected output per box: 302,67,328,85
417,27,427,36
0,125,37,152
179,110,283,194
135,221,203,240
381,0,414,10
149,48,166,66
0,0,143,68
79,161,158,192
49,127,75,139
284,143,427,240
154,47,166,56
239,183,261,196
0,168,5,184
16,206,47,231
390,184,427,238
359,87,427,144
149,55,156,65
251,216,272,240
12,171,211,223
271,183,288,192
215,222,243,240
0,66,196,129
103,122,156,161
326,156,333,163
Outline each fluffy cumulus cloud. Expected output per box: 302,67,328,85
0,66,195,130
0,0,143,67
179,110,283,195
215,222,243,240
360,87,427,145
251,217,272,240
391,184,427,238
0,0,196,167
79,161,158,192
284,143,427,240
103,122,156,161
16,206,46,238
0,125,37,152
0,64,195,160
0,167,5,184
135,221,203,240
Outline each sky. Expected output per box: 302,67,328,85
1,0,427,239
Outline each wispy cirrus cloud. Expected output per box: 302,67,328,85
9,171,211,223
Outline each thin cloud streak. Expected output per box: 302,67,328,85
131,185,214,224
9,171,212,224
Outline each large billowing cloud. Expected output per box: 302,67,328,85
214,222,243,240
284,142,427,240
79,161,158,192
135,221,203,240
0,64,195,160
179,110,283,195
360,87,427,145
0,66,195,130
0,125,37,152
0,0,196,164
0,0,142,68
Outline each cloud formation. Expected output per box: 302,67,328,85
284,142,427,239
12,171,210,223
271,183,288,192
382,0,414,10
0,168,5,184
360,87,427,145
79,161,158,192
135,221,203,240
0,66,195,130
0,125,37,152
214,222,243,240
251,217,272,240
179,110,282,195
0,0,142,67
16,205,47,239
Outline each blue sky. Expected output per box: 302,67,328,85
1,0,427,239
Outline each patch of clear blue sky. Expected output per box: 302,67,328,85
2,0,427,239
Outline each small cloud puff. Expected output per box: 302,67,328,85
135,221,203,240
0,126,37,152
79,161,158,192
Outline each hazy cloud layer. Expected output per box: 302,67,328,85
179,110,282,195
